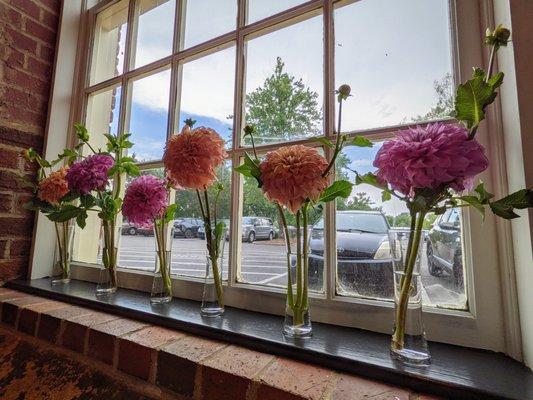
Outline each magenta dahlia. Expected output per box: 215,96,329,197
373,123,489,197
122,175,168,228
66,154,114,195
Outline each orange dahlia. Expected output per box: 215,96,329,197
163,125,227,190
38,167,69,204
260,145,328,214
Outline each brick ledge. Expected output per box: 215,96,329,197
0,287,440,400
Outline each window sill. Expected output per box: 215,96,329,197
6,278,533,400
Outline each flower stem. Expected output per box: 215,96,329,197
392,211,426,350
322,97,344,178
277,203,294,308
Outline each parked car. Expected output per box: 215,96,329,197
121,221,138,236
197,219,229,240
241,217,275,243
173,218,203,239
426,208,464,289
309,211,393,298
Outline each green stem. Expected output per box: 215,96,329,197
277,203,294,309
301,203,309,310
322,97,344,178
392,211,426,350
154,220,172,295
293,211,304,325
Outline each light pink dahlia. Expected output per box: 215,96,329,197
260,145,328,214
66,154,114,195
122,175,168,228
163,125,227,190
373,123,489,197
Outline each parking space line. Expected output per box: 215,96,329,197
257,272,287,285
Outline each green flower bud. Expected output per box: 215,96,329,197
485,24,511,47
243,124,255,136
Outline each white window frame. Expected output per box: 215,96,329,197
31,0,522,359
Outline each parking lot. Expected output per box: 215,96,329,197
118,234,466,308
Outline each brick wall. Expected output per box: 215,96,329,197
0,0,61,282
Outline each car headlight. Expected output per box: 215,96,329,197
374,241,391,260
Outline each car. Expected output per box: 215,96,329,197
173,218,203,239
426,208,463,289
197,219,229,240
309,211,394,298
241,217,275,243
121,221,138,236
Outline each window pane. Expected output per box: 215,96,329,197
127,68,171,162
171,162,231,279
244,15,323,146
239,160,325,292
247,0,308,24
118,168,167,272
90,0,128,85
177,46,235,147
336,145,467,309
334,0,453,131
72,86,122,264
132,0,175,69
182,0,237,49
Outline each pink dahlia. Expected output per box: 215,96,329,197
260,145,328,214
373,123,489,197
38,167,69,204
66,154,114,195
163,125,227,190
122,175,168,228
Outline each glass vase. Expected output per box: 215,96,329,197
389,229,430,366
96,221,119,296
51,221,74,285
151,222,173,304
201,227,227,317
283,226,313,339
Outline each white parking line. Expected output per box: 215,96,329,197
257,272,287,285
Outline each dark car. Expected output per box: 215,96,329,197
309,211,394,298
197,219,229,240
426,208,463,289
173,218,203,239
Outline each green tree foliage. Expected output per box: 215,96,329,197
245,57,322,143
410,73,454,123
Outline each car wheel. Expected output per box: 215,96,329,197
268,231,274,241
247,231,255,243
128,227,136,235
426,244,442,277
184,229,193,239
452,250,464,291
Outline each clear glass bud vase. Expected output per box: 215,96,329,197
151,223,173,304
283,226,313,339
51,221,74,285
201,228,227,317
389,229,430,366
96,221,119,296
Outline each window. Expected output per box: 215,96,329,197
47,0,510,351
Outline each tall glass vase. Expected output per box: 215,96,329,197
96,220,119,296
51,220,74,285
283,220,313,339
389,228,430,366
151,221,173,304
201,227,227,317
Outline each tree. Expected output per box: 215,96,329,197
245,57,322,143
411,73,454,123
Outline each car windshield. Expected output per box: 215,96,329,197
314,213,388,234
243,217,256,225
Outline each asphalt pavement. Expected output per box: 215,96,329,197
117,234,466,309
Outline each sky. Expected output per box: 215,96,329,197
96,0,453,216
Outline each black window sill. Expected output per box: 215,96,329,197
6,278,533,400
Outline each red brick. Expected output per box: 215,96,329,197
27,56,52,78
62,311,120,354
4,66,49,96
0,125,43,149
17,300,66,336
0,146,20,169
201,345,274,400
118,326,184,381
417,395,445,400
0,295,47,326
157,336,226,396
40,8,58,28
0,288,27,300
4,47,25,69
88,318,148,365
25,19,56,43
0,4,22,28
8,240,31,258
256,358,333,400
37,0,60,13
0,258,28,282
0,240,8,258
0,192,13,212
5,27,38,54
8,0,41,20
38,44,55,61
0,170,31,191
331,374,411,400
37,305,91,343
0,217,33,237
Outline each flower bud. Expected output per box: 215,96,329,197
338,84,351,97
243,124,255,136
485,24,510,47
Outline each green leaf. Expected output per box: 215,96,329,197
355,172,386,190
47,205,83,222
381,190,392,202
74,123,89,142
318,180,353,203
489,189,533,219
349,135,373,148
76,210,88,229
458,195,486,219
474,181,494,203
454,69,504,130
59,191,80,203
234,153,262,187
163,204,178,224
79,194,95,209
312,137,334,149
